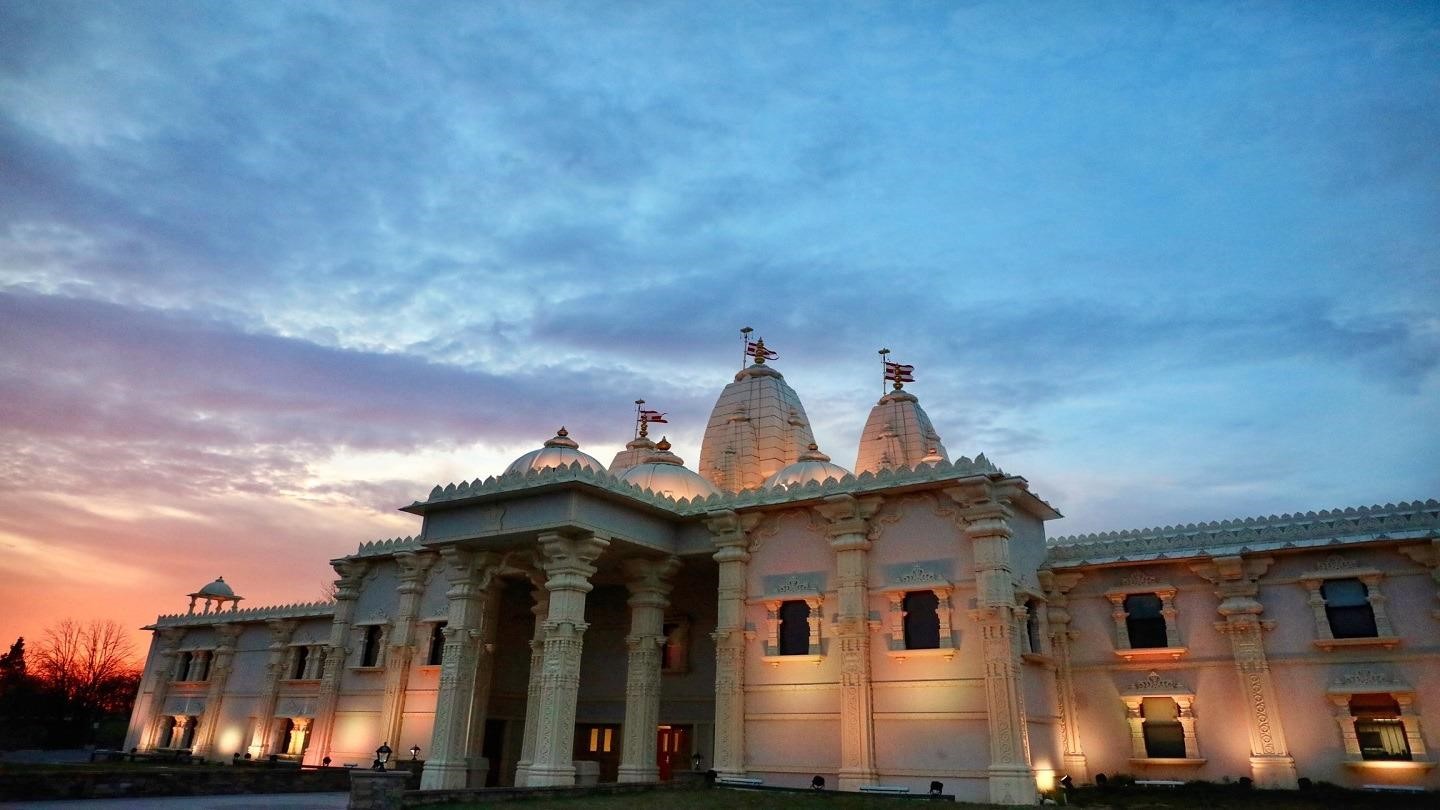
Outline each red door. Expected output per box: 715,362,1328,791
656,725,690,780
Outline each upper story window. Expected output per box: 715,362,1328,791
1105,576,1186,661
426,622,446,666
880,566,956,660
777,600,812,655
174,650,211,682
359,625,383,668
291,645,309,679
1124,593,1168,648
903,590,941,650
761,598,821,663
1024,598,1044,655
1322,578,1379,639
1300,557,1399,650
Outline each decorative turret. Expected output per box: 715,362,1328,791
610,400,666,475
187,576,242,615
698,334,818,492
504,427,607,476
620,437,720,501
764,443,853,489
854,353,949,473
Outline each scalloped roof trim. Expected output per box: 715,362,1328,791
413,454,1017,515
152,600,335,627
1046,500,1440,562
353,535,423,557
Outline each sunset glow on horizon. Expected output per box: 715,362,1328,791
1,1,1437,659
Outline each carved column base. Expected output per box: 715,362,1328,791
1062,753,1089,784
988,765,1038,805
525,762,577,787
1249,755,1298,789
837,769,879,792
420,758,469,790
513,764,531,787
617,764,659,783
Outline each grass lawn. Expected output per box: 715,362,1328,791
427,785,1433,810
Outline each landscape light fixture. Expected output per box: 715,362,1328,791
692,752,702,771
811,775,825,790
375,742,392,771
410,745,421,761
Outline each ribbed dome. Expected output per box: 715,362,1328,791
764,443,852,489
621,438,720,501
195,577,234,597
504,427,606,476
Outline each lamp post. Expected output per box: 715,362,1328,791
374,742,392,771
410,745,421,761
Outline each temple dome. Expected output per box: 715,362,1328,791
621,438,720,501
504,427,606,476
195,577,234,598
698,356,817,493
854,387,949,474
764,443,852,489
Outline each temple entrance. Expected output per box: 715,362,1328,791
574,723,621,782
481,718,505,786
656,724,692,780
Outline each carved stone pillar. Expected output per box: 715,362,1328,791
1039,570,1088,781
1123,698,1146,758
248,619,298,757
139,629,184,751
379,551,437,754
1330,695,1362,758
1191,555,1297,789
705,510,760,779
287,717,312,755
190,624,243,759
617,557,680,783
524,532,609,787
949,484,1036,805
514,572,549,787
307,559,370,765
421,549,500,790
815,494,883,791
170,715,193,748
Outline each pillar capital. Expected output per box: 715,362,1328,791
330,559,371,600
813,494,883,545
537,532,608,593
704,510,761,560
623,556,680,597
394,550,437,591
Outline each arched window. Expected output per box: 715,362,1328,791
359,625,383,667
427,622,446,666
1123,593,1168,648
903,591,941,650
777,600,811,655
1322,579,1378,639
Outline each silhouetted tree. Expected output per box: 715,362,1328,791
13,620,143,748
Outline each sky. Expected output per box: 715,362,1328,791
1,0,1437,659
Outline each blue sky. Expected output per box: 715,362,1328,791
0,1,1436,648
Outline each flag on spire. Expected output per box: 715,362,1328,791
884,360,915,388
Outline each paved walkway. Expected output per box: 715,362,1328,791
0,793,348,810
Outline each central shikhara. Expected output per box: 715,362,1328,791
124,340,1440,803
